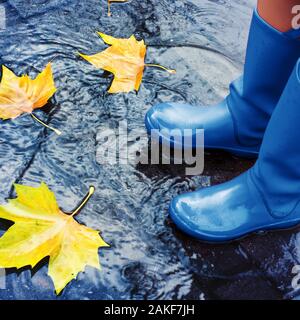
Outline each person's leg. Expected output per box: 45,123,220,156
145,2,300,158
169,58,300,242
258,0,300,32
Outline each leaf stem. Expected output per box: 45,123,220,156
107,0,112,16
71,186,95,217
31,113,62,136
145,63,176,74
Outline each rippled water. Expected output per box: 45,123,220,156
2,0,298,300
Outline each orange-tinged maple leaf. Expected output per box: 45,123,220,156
0,63,61,135
0,183,109,295
80,33,146,93
79,32,175,94
0,63,56,119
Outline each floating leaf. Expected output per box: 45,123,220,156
0,183,109,295
0,63,61,135
79,32,176,93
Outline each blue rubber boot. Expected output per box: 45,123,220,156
169,59,300,242
145,10,300,158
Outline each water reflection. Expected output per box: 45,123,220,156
1,0,292,301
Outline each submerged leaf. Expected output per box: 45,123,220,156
0,183,109,295
107,0,128,16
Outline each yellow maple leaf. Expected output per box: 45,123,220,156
0,63,61,135
79,32,176,94
107,0,128,16
0,183,109,295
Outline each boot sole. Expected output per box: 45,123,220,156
169,201,300,244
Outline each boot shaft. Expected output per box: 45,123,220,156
253,59,300,218
227,10,300,147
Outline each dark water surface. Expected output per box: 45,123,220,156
0,0,299,300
